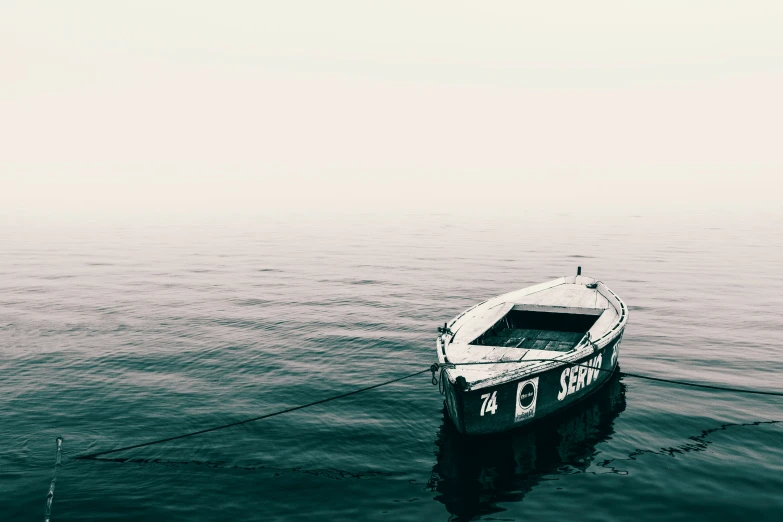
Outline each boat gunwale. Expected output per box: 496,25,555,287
437,277,628,390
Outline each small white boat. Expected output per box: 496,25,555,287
435,269,628,435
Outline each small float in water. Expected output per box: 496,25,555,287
436,268,628,435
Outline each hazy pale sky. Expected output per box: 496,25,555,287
2,1,782,218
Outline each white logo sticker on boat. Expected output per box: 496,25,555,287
557,354,603,401
515,377,539,422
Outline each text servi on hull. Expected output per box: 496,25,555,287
435,269,627,435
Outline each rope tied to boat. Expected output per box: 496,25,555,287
430,363,439,385
76,367,431,461
434,358,783,397
74,358,783,463
430,362,455,394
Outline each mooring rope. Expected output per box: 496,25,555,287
433,359,783,397
76,368,430,460
609,369,783,396
75,360,782,461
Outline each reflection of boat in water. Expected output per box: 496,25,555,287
429,373,626,520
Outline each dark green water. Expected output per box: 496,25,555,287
2,212,782,521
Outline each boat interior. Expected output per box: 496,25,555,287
469,305,602,352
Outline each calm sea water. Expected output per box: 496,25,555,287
2,212,782,521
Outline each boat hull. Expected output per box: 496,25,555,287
444,330,624,435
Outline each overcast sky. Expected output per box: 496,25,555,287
2,1,781,219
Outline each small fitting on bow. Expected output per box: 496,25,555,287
437,322,454,336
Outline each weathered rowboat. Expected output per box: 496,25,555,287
435,269,628,435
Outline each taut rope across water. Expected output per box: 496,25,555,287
75,361,782,461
